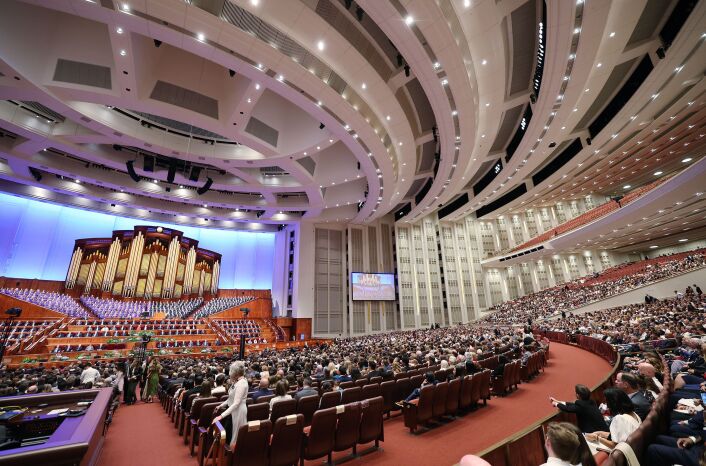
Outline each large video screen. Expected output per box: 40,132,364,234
351,272,396,301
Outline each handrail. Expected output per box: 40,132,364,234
474,335,621,464
205,420,227,466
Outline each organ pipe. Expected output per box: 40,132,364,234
211,261,220,294
183,247,196,295
162,237,179,298
84,261,97,294
102,238,121,291
123,232,144,297
144,251,158,299
65,246,83,289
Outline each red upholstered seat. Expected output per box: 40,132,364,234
194,402,220,463
301,407,337,465
268,414,303,466
402,384,434,433
361,383,381,400
247,402,270,422
185,396,217,445
333,402,361,457
296,395,319,427
319,391,341,410
358,396,384,453
269,398,297,424
232,420,272,466
445,378,461,416
341,387,361,404
432,381,448,420
380,380,396,417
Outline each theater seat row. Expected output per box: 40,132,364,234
402,370,491,433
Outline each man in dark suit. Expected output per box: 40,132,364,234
550,384,608,433
294,378,318,401
180,375,203,410
251,378,273,401
616,372,652,420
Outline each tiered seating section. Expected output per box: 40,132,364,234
0,288,89,318
511,176,668,252
193,296,254,318
214,319,261,341
80,296,203,319
4,320,55,348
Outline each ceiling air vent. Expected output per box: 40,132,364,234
245,117,279,147
80,116,92,123
150,80,219,119
113,131,123,137
53,59,112,89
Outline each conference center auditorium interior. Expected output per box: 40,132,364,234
1,0,706,465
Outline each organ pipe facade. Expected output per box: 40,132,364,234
67,226,222,299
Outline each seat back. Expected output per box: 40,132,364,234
341,387,361,404
410,375,424,388
269,414,304,466
479,370,491,399
459,375,473,409
319,391,341,410
339,381,355,390
296,395,319,426
302,407,337,461
380,380,396,414
247,402,270,421
198,402,221,428
184,393,198,412
369,376,382,385
432,382,448,418
334,402,361,452
355,379,367,388
358,396,384,444
361,383,381,400
417,384,435,424
258,394,275,404
232,420,272,466
270,398,297,424
395,378,412,403
446,378,461,414
190,396,217,419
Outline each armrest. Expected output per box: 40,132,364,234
190,419,198,426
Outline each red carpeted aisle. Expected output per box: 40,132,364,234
97,343,611,466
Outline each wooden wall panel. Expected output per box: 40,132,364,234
292,318,312,340
0,277,65,293
217,289,272,299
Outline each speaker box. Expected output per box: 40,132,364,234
126,160,141,182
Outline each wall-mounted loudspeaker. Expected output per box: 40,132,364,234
126,160,141,182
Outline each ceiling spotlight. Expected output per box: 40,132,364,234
319,123,325,129
228,69,236,77
654,171,663,176
609,32,615,37
197,32,205,41
361,82,367,90
120,49,127,56
255,83,260,90
404,15,414,25
121,3,130,12
404,64,410,77
356,6,364,21
277,75,284,82
682,158,692,163
250,0,259,6
75,179,81,183
116,27,123,34
678,239,688,242
481,59,487,65
317,40,325,51
623,185,631,189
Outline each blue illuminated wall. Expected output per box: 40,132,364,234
0,193,275,289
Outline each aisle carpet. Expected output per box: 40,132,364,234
98,343,612,466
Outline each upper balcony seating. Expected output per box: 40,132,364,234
80,296,203,319
0,288,89,318
193,296,254,319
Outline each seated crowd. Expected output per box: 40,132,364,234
80,296,203,319
485,249,706,324
193,296,254,319
0,288,89,318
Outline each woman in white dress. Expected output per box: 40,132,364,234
585,388,641,449
212,361,249,447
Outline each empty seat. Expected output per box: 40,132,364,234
333,402,361,458
268,414,303,466
380,380,396,418
445,378,461,416
402,384,434,433
459,375,473,411
193,402,220,462
319,391,341,410
185,396,217,445
247,402,270,422
270,398,297,424
301,407,337,465
361,383,381,400
341,387,361,404
395,378,412,406
232,420,272,466
296,395,319,426
358,396,384,454
432,382,448,420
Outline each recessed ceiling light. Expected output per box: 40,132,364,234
255,83,260,90
679,239,688,242
250,0,259,5
609,32,615,37
574,28,580,34
451,110,458,116
121,3,130,12
361,83,366,90
116,27,123,34
75,179,81,183
317,40,325,51
623,185,631,189
277,75,284,81
481,59,487,65
120,49,127,56
197,32,205,41
404,15,414,25
153,179,158,183
596,63,602,68
682,158,692,163
464,0,471,7
386,115,391,121
649,245,658,249
654,171,663,176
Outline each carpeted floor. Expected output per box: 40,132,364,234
98,343,611,466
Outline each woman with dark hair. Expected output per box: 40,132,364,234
586,388,641,449
199,380,212,398
269,380,292,412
